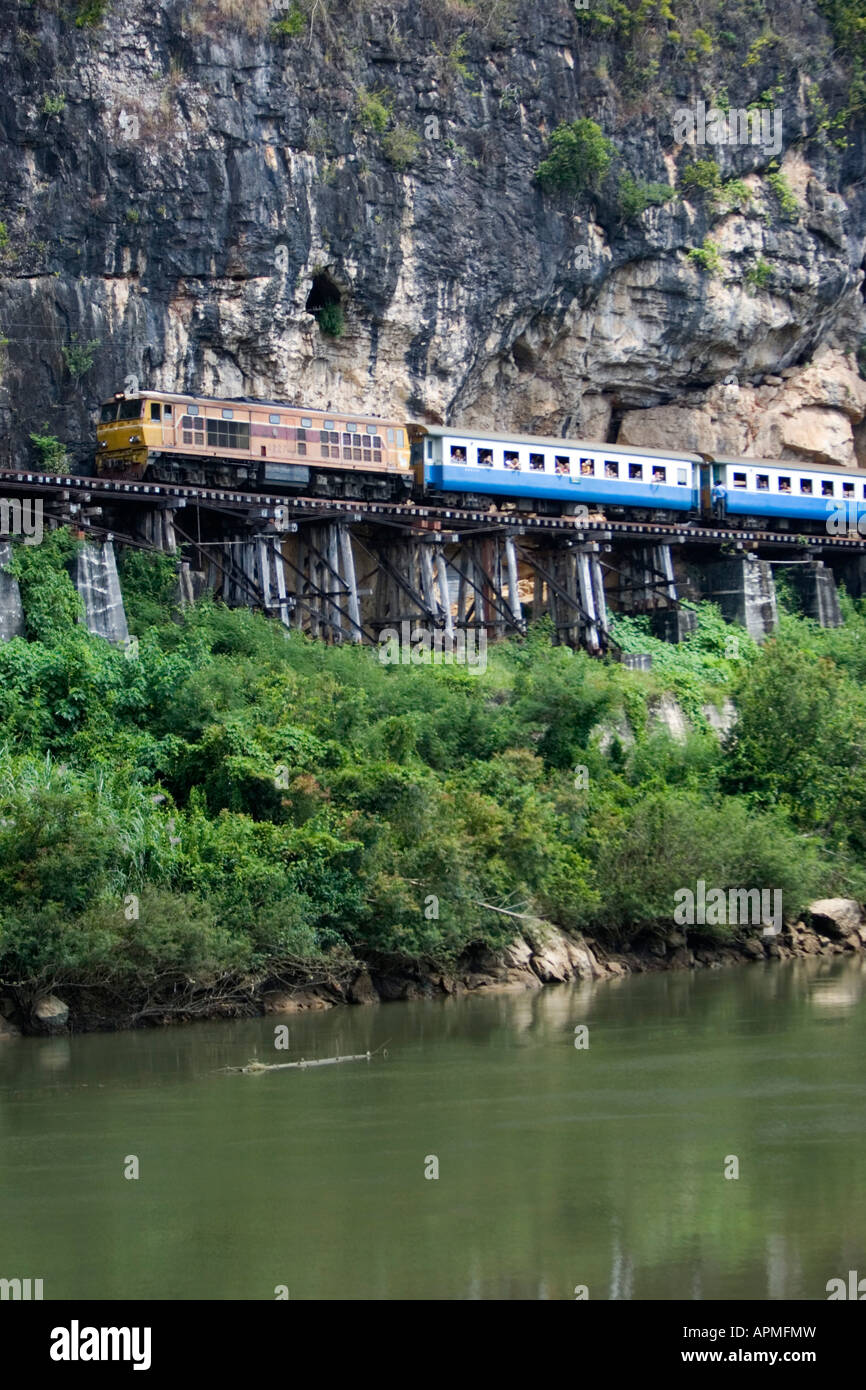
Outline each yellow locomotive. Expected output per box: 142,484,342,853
96,389,412,499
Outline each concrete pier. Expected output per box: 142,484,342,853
784,560,843,627
700,557,778,640
73,540,129,644
0,541,24,641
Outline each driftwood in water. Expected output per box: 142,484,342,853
226,1046,388,1075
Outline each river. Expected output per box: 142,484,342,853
1,955,864,1300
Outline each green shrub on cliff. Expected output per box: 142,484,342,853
535,119,615,194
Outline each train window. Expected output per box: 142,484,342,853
387,429,395,443
118,399,143,420
504,450,520,469
187,405,199,415
756,475,769,490
629,464,643,480
397,431,405,446
181,415,204,446
450,445,467,462
206,419,250,451
604,461,619,478
164,405,172,417
677,469,688,486
324,420,335,430
555,456,569,475
652,466,666,483
150,403,161,420
478,448,494,467
269,414,281,425
843,481,854,496
779,477,791,492
222,408,234,419
821,481,834,496
366,424,377,435
302,418,313,429
733,472,747,488
800,478,813,494
530,453,545,471
100,403,117,422
580,458,594,476
347,422,358,433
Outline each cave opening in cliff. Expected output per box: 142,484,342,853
306,271,342,316
306,272,344,337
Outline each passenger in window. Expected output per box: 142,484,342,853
757,476,769,490
821,481,834,496
580,459,594,476
451,447,467,462
779,478,791,492
504,451,520,470
652,466,666,483
478,448,493,466
604,462,618,478
800,479,812,494
555,457,569,475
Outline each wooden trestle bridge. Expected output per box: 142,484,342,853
2,467,866,651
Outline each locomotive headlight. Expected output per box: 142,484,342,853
129,435,140,443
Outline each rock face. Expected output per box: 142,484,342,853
1,3,866,470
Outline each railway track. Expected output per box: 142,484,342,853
2,467,866,550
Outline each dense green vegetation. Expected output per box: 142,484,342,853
0,534,863,1014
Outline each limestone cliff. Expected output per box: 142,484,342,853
1,0,866,469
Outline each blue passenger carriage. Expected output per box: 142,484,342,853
704,456,866,531
409,425,701,516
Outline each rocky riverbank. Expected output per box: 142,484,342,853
2,898,863,1037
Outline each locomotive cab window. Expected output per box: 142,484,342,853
604,461,619,478
733,472,747,488
100,403,117,422
629,464,643,480
800,478,813,494
118,399,143,420
150,403,161,420
756,475,769,490
821,480,834,496
164,405,172,417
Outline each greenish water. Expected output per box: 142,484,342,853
1,956,864,1301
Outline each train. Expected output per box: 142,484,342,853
95,388,866,533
